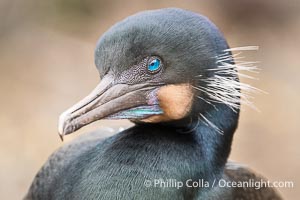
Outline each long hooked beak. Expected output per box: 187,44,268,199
58,75,163,139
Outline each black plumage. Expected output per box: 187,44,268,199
25,8,282,200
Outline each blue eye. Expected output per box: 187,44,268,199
147,58,161,73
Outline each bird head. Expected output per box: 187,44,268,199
58,8,242,138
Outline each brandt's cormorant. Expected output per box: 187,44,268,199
25,8,282,200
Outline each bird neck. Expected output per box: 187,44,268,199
197,104,239,174
160,103,239,180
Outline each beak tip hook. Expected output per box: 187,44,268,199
58,133,64,142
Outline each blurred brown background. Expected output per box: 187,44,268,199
0,0,299,199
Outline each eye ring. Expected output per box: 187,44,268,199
147,57,162,74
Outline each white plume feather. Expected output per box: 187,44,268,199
194,46,263,133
